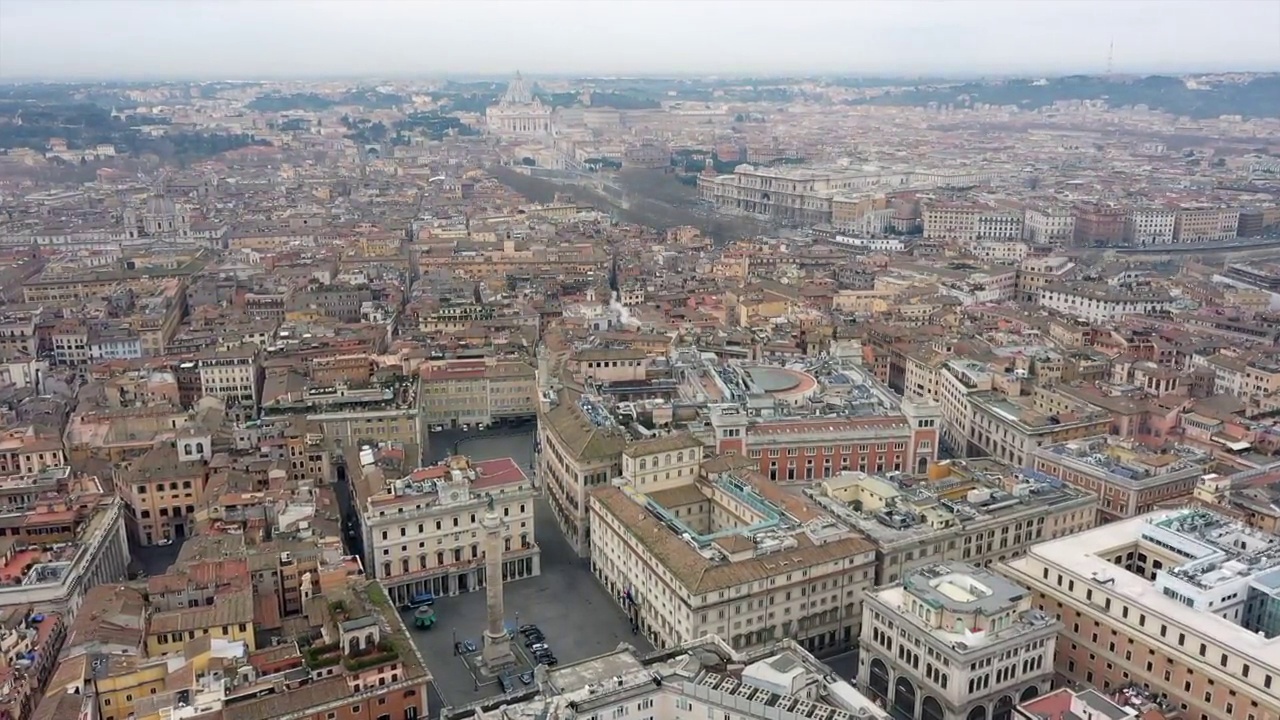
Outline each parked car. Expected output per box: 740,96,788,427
461,423,470,431
518,624,540,634
498,674,513,693
523,631,544,643
430,424,444,432
454,642,466,655
518,672,534,685
528,642,549,652
537,655,558,666
462,640,477,653
156,537,173,546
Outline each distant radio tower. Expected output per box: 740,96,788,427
1106,39,1114,75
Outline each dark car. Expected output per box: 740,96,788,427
537,655,558,666
518,624,539,634
498,674,513,693
453,642,466,655
525,638,548,649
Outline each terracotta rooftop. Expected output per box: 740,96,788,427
591,482,873,594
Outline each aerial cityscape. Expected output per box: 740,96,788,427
0,2,1278,720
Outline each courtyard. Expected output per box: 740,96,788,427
406,428,652,715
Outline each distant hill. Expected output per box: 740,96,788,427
845,74,1280,119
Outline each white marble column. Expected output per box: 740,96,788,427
480,507,515,671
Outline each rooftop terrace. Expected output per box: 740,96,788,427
805,462,1091,546
1039,435,1214,487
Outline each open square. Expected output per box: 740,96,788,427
404,491,654,714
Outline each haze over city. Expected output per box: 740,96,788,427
3,3,1280,720
2,0,1280,80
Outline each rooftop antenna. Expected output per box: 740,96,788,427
1106,38,1114,76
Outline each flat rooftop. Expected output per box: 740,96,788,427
805,466,1091,546
1038,435,1213,487
1008,510,1280,669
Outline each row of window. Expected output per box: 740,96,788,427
379,505,528,539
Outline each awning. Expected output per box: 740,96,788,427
1213,435,1252,451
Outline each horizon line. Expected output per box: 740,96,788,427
2,66,1279,85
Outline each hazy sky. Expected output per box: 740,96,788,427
1,0,1278,80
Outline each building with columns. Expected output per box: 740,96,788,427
486,72,553,137
349,448,541,606
857,562,1059,720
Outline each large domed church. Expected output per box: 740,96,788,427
485,72,553,137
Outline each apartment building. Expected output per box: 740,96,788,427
454,635,891,720
1072,203,1127,246
87,325,142,361
975,210,1024,241
711,398,942,481
936,360,1110,466
115,433,211,545
1192,353,1280,401
938,269,1018,305
418,357,537,428
146,587,256,655
620,432,704,492
33,574,431,720
805,459,1097,585
0,470,129,614
130,278,186,356
0,425,66,477
965,241,1028,264
1174,206,1241,243
0,310,39,362
50,319,89,366
1196,474,1280,535
350,450,540,605
263,375,424,450
1125,207,1177,245
195,344,260,407
286,284,374,323
1036,282,1174,322
962,388,1112,467
590,464,877,656
832,193,890,232
414,300,495,333
1032,436,1216,522
538,389,627,556
1022,205,1075,244
1001,509,1280,720
857,563,1059,720
923,204,981,241
0,607,64,720
922,204,1022,242
1015,255,1075,303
